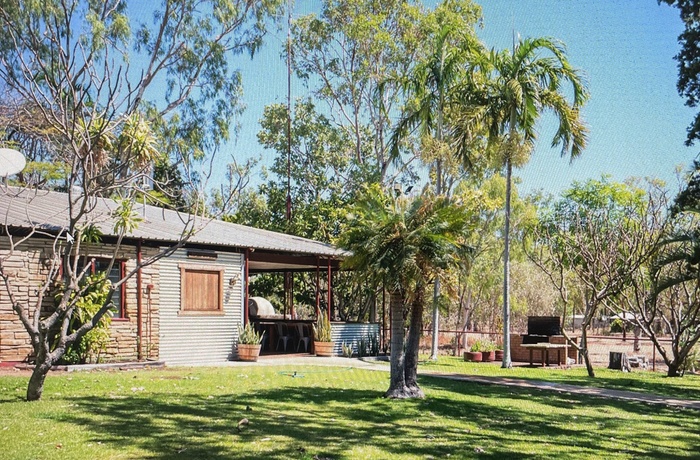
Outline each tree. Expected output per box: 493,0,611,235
527,177,666,377
340,186,471,398
659,0,700,145
619,166,700,376
389,2,482,361
452,36,588,368
292,0,483,185
0,0,281,401
224,98,375,320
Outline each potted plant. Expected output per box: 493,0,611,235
237,323,264,362
464,341,482,362
480,341,496,362
495,344,504,361
313,314,335,357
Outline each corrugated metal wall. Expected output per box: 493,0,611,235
330,322,379,356
159,249,243,365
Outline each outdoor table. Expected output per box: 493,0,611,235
521,343,568,366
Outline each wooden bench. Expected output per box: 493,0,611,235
521,343,568,366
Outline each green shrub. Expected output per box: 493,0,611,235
470,339,496,353
610,318,625,333
55,272,113,365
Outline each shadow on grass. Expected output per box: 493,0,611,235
431,358,700,401
420,374,700,459
543,374,700,402
54,372,700,459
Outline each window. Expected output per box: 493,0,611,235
77,258,126,319
179,264,224,314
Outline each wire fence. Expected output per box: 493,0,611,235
418,329,673,373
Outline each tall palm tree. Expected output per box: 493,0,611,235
340,185,472,398
389,23,482,361
453,36,588,368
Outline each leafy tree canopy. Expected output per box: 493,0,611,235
660,0,700,144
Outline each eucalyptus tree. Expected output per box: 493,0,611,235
340,185,472,398
291,0,416,184
452,37,588,368
225,99,374,320
0,0,281,401
389,2,482,360
292,0,482,186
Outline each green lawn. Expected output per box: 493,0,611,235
416,356,700,401
1,366,699,459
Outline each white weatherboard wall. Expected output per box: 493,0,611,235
159,249,243,365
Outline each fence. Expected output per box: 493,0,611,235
419,329,676,373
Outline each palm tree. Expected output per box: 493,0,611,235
340,185,471,398
389,23,482,361
453,36,588,368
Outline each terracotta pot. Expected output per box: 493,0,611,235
464,351,482,362
314,341,336,357
481,350,495,362
495,350,504,361
238,344,262,362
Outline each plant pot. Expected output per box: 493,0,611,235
495,350,504,361
481,350,495,362
314,341,335,357
237,344,261,362
464,351,482,362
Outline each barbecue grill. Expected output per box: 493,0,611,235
521,316,561,344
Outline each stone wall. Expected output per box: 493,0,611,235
0,237,160,363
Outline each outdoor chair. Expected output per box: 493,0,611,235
276,323,293,352
296,323,311,352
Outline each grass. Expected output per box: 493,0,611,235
416,356,700,401
1,365,699,459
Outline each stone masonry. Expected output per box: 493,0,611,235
0,236,160,363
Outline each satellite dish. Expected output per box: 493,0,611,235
0,148,26,177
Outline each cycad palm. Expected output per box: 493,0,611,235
341,185,471,398
454,36,588,367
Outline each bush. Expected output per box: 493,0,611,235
470,339,496,353
610,318,625,333
55,273,112,365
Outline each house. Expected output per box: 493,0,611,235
0,187,375,365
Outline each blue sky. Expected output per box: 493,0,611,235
223,0,696,197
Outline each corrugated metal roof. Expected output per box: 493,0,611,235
0,187,346,257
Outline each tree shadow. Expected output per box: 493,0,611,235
420,375,700,459
52,371,700,459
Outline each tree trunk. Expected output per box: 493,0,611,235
667,362,681,377
580,327,596,378
502,156,513,368
429,279,440,360
404,286,425,398
429,155,443,361
27,353,53,401
385,290,412,399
